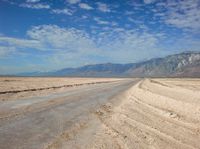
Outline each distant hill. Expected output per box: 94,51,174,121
16,52,200,77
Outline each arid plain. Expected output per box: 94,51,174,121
0,77,200,149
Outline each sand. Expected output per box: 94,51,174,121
0,78,200,149
0,77,123,101
42,78,200,149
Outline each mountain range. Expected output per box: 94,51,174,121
17,52,200,77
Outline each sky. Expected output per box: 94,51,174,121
0,0,200,74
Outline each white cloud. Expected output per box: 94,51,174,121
66,0,80,4
165,34,200,52
0,25,96,54
26,0,40,3
79,3,93,10
96,2,111,12
111,21,118,26
36,26,167,64
95,29,165,63
94,17,109,25
0,25,100,70
125,11,134,15
0,25,163,64
0,36,42,50
1,24,199,72
81,15,88,19
144,0,156,4
165,0,200,32
128,17,135,22
27,25,95,51
52,8,73,15
20,3,50,9
0,46,15,57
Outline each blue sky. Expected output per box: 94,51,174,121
0,0,200,74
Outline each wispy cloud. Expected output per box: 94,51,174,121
91,28,168,63
81,15,88,19
79,3,93,10
96,2,111,12
94,17,109,25
0,25,166,65
27,25,95,51
66,0,80,4
129,0,200,33
0,35,42,50
1,23,199,72
143,0,156,4
20,3,50,9
52,8,73,15
0,25,95,52
0,46,15,57
1,0,200,74
164,0,200,32
26,0,40,3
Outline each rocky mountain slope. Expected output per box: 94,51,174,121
18,52,200,77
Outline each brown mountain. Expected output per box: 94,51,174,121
18,52,200,77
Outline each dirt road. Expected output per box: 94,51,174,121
0,79,138,149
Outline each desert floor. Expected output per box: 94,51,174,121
0,77,200,149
